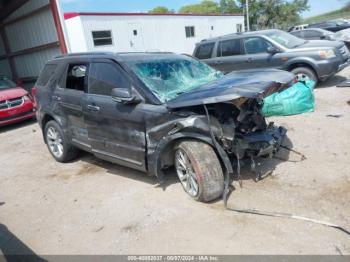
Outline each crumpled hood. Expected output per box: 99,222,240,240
167,69,295,109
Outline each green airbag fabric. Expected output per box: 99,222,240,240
262,80,315,117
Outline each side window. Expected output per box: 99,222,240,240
89,63,130,96
243,37,272,54
292,31,302,37
195,42,215,59
217,38,242,57
65,64,88,92
37,64,57,86
304,30,321,38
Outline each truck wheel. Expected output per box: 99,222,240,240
291,67,317,83
174,140,224,202
44,120,78,163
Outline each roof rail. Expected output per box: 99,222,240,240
55,52,114,58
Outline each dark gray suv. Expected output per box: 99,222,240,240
35,52,295,203
194,29,350,83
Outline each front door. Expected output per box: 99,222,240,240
127,23,145,51
241,36,281,70
83,60,147,171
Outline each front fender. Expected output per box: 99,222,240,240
283,57,319,75
147,132,233,182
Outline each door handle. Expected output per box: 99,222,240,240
215,61,223,65
87,104,100,112
52,95,61,101
246,57,253,63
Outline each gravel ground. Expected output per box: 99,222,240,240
0,68,350,255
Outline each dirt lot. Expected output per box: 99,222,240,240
1,69,350,256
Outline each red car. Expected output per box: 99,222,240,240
0,76,36,126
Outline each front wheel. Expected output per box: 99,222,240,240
174,141,224,202
291,67,318,84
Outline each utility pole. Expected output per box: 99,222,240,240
246,0,250,31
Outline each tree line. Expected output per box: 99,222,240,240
149,0,309,30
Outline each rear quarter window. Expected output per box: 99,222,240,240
195,42,215,59
36,64,57,86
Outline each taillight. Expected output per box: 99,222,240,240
31,87,37,98
31,87,37,106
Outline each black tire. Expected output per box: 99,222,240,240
174,140,224,202
291,67,318,84
44,120,78,163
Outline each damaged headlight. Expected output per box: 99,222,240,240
319,50,336,59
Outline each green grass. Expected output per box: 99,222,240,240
303,6,350,24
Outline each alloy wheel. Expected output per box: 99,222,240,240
46,126,64,158
175,148,199,197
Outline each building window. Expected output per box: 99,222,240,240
92,30,113,46
133,30,138,36
236,24,242,33
211,26,214,30
185,26,195,38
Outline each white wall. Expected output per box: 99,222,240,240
65,15,244,54
65,16,88,52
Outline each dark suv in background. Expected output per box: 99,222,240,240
35,52,295,202
194,29,350,83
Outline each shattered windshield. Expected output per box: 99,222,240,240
127,57,223,103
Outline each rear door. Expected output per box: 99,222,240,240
241,36,281,70
83,60,147,171
51,61,90,148
206,38,244,73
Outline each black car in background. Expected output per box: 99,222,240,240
308,19,350,32
290,28,334,40
35,52,295,202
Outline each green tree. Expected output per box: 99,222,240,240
237,0,309,30
179,0,220,14
220,0,241,13
148,6,173,14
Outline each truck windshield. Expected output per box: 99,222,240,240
0,77,16,90
265,30,305,48
127,57,222,103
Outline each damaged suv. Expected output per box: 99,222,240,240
35,52,295,202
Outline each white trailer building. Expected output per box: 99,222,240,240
64,12,244,55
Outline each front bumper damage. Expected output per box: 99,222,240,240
236,123,287,158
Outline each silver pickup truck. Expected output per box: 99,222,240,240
193,29,350,84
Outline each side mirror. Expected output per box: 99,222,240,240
320,35,326,40
267,46,280,54
111,88,141,104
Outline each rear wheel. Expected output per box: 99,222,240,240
174,141,224,202
44,120,78,162
291,67,318,84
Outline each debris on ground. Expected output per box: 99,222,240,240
227,208,350,236
337,79,350,87
326,114,344,118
